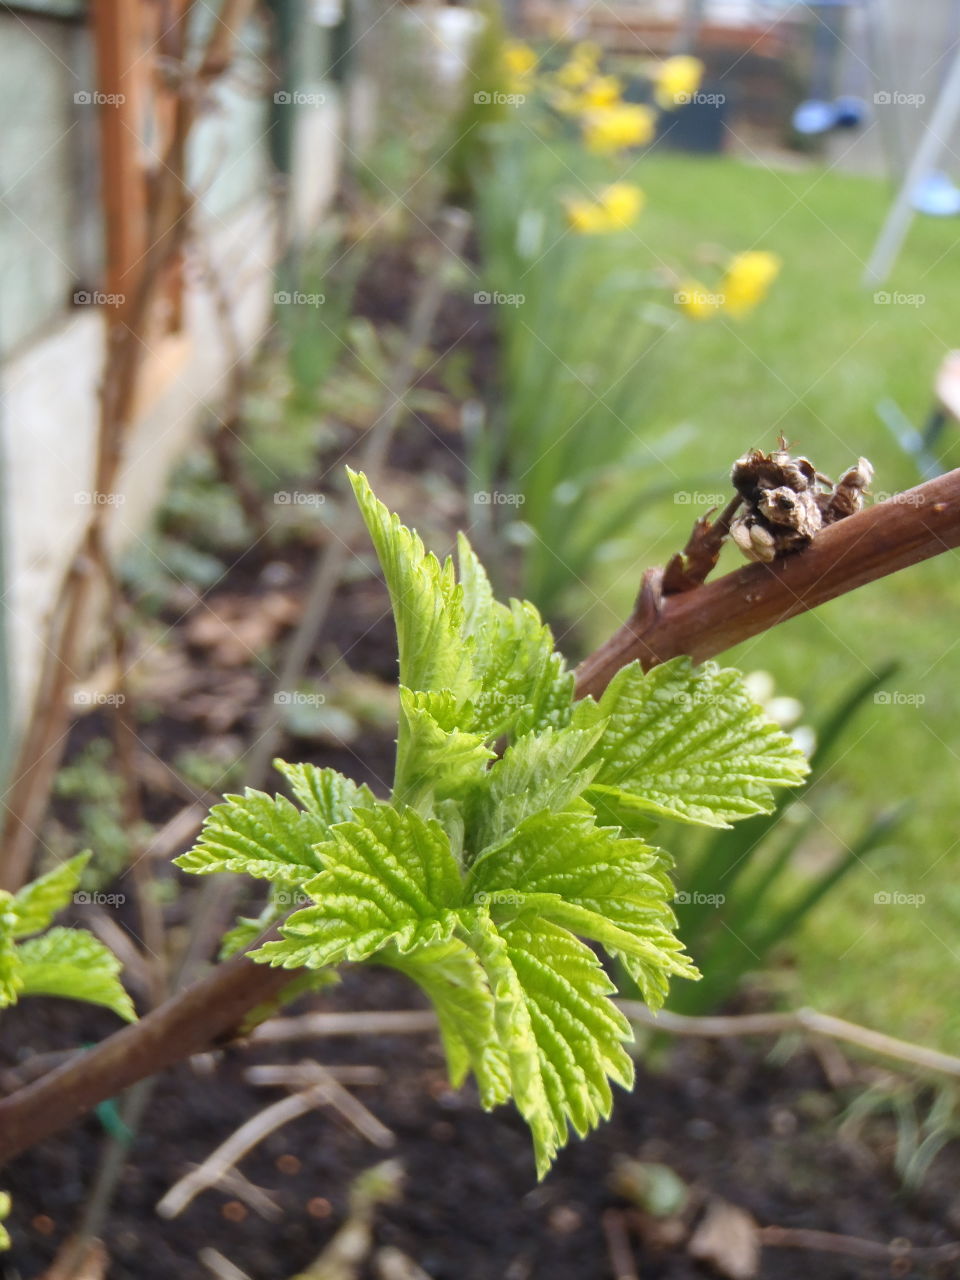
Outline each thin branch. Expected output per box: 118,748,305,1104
576,470,960,699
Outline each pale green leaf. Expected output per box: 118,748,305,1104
17,927,136,1021
349,469,474,700
174,789,328,884
469,913,634,1177
10,852,90,938
393,688,494,810
0,894,23,1010
469,812,696,1009
383,936,511,1109
580,657,809,828
273,760,375,823
254,804,464,969
464,723,604,854
458,534,574,739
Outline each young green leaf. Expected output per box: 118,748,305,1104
254,804,464,969
469,812,696,1009
17,927,136,1022
9,852,90,938
457,533,573,738
463,723,603,854
175,789,329,884
578,657,809,827
383,937,511,1109
349,469,474,701
469,913,634,1178
273,760,375,825
0,895,23,1010
393,689,494,811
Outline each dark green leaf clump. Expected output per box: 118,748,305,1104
177,471,808,1175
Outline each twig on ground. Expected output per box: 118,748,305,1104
602,1209,640,1280
250,1010,440,1042
244,1064,384,1087
193,1164,282,1221
620,1002,960,1078
758,1225,960,1264
246,1062,395,1149
199,1248,254,1280
156,1082,332,1219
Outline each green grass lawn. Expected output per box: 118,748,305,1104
570,152,960,1051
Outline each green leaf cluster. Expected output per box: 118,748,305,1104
177,471,807,1174
0,853,135,1023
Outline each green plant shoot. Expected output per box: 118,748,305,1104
176,471,808,1176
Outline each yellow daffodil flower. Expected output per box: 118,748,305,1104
554,40,601,89
654,55,704,110
566,183,645,234
578,74,623,110
504,41,538,80
722,250,781,316
582,102,657,153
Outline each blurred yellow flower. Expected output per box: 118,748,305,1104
555,40,601,89
504,41,538,80
579,74,623,110
566,183,645,234
654,55,704,110
676,280,723,319
722,250,781,316
583,103,656,153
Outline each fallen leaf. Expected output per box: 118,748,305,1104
688,1199,760,1280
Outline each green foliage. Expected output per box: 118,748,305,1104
0,853,134,1022
470,120,691,617
177,474,807,1175
666,665,905,1015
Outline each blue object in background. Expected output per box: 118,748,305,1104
910,170,960,217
